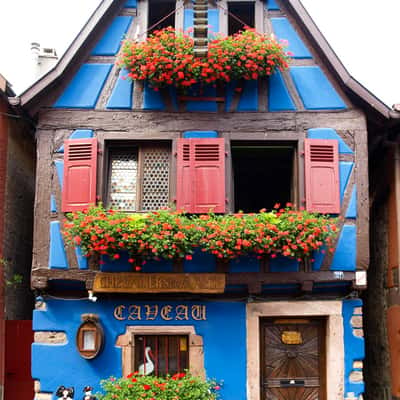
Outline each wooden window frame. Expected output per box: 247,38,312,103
116,326,205,378
134,334,190,376
218,0,264,36
103,141,172,212
227,140,301,213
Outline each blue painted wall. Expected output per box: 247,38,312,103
33,299,247,400
342,299,365,398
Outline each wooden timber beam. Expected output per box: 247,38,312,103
31,269,361,293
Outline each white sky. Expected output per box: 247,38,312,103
0,0,399,107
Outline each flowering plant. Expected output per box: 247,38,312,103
118,27,290,89
99,372,221,400
63,204,337,268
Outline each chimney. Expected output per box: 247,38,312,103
30,42,58,82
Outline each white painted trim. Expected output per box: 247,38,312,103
246,301,344,400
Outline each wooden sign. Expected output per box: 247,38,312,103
93,273,226,294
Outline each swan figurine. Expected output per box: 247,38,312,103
138,346,154,375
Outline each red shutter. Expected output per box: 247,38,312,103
176,138,225,213
62,138,97,212
304,138,340,214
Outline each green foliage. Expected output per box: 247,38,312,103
63,205,338,267
99,372,221,400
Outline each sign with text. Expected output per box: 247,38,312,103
93,273,226,293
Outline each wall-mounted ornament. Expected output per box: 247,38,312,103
281,331,303,345
76,314,104,359
83,386,97,400
56,386,74,400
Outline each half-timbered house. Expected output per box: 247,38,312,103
18,0,397,399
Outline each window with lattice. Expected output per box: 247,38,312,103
106,143,171,212
134,335,189,376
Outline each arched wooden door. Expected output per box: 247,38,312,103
261,318,326,400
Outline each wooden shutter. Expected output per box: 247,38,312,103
304,138,340,214
176,138,225,213
62,138,97,212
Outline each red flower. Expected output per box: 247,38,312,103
143,384,151,390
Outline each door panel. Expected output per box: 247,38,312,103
261,318,325,400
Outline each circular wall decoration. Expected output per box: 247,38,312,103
76,314,104,359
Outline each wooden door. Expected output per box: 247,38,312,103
261,318,326,400
4,320,33,400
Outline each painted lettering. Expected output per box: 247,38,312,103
145,305,159,320
161,305,173,320
192,305,207,320
128,305,141,320
175,305,189,320
114,305,126,321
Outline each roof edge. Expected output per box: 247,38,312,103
19,0,119,109
287,0,392,119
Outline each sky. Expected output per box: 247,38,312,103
0,0,399,107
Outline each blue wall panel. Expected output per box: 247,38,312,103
208,9,219,36
266,0,280,10
50,194,58,213
124,0,137,8
311,246,326,271
345,186,357,219
49,222,69,269
269,255,299,272
290,66,347,110
91,16,132,56
237,80,258,111
268,71,296,111
270,18,311,59
143,82,166,110
57,129,94,153
307,128,353,154
229,256,260,273
340,161,354,204
54,160,64,189
107,69,133,109
183,131,218,139
75,247,88,270
342,299,365,398
186,85,217,112
54,64,112,109
184,9,193,32
184,249,217,272
331,225,356,271
33,299,246,400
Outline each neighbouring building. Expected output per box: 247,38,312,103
366,105,400,399
0,74,35,400
16,0,398,399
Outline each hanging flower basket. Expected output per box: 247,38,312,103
63,204,337,270
117,27,291,90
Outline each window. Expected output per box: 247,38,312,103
106,142,171,212
134,335,189,376
231,142,297,213
148,0,176,33
228,1,255,35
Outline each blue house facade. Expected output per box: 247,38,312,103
20,0,392,399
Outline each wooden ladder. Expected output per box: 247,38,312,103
193,0,208,58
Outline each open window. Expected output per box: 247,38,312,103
105,142,171,212
228,1,255,35
231,142,297,213
148,0,176,33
